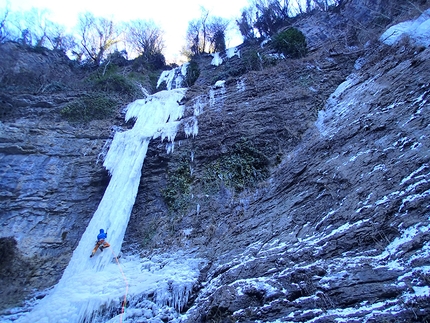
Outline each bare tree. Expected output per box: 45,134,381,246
1,8,73,50
200,7,210,54
237,8,256,41
0,8,11,42
124,19,165,57
31,9,49,46
292,0,339,13
10,8,51,46
207,17,229,52
185,19,203,57
45,23,76,52
78,12,120,65
253,0,287,37
184,7,213,56
185,8,229,56
239,0,342,40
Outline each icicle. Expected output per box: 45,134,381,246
166,142,175,154
156,63,190,90
184,116,198,138
193,99,204,116
209,89,215,107
96,139,112,165
236,79,246,92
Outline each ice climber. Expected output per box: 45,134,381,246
90,229,111,257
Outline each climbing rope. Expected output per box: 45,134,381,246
111,248,129,323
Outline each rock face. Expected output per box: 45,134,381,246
178,42,430,323
1,1,430,322
124,51,430,322
124,4,430,322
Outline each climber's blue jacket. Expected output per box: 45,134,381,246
97,229,107,241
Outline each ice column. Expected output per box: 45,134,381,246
18,88,187,323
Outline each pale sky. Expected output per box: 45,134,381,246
1,0,250,62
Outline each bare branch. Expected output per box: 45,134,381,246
78,12,120,65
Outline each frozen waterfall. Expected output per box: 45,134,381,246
13,88,202,323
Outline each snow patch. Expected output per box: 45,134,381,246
214,80,225,88
236,79,246,92
385,223,430,257
381,9,430,46
315,77,359,137
211,52,223,66
400,164,429,185
226,46,240,59
232,277,279,298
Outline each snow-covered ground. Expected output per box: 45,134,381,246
7,251,204,323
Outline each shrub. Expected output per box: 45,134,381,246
184,60,200,87
145,52,166,70
272,27,307,58
105,50,128,66
60,93,117,122
89,64,141,99
132,52,166,71
94,73,139,97
162,158,194,213
213,30,226,53
203,139,270,192
242,50,262,71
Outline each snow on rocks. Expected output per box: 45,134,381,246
381,8,430,47
181,12,430,322
211,46,241,66
211,52,223,66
